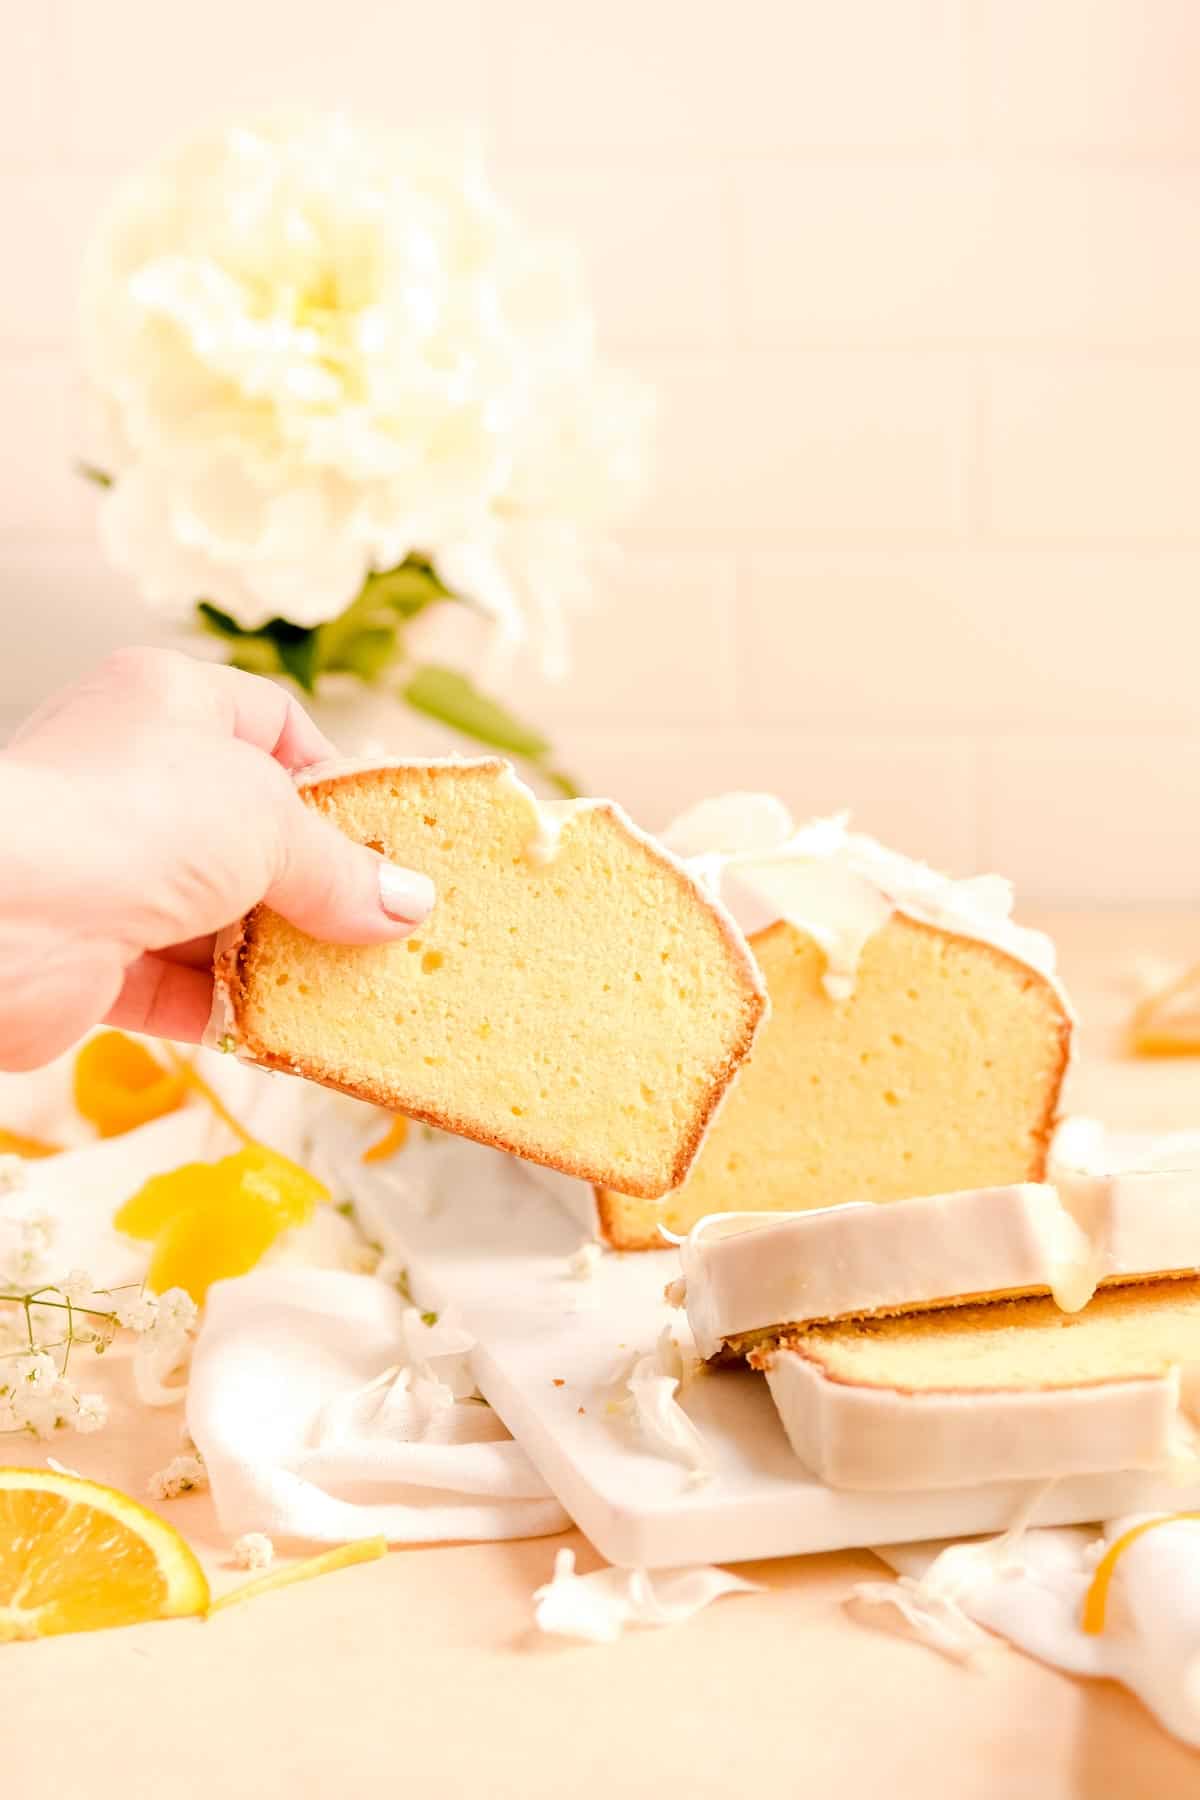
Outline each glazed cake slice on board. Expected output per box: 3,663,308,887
676,1164,1200,1361
758,1279,1200,1491
211,760,766,1200
552,797,1073,1249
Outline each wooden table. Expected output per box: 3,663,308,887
6,911,1200,1799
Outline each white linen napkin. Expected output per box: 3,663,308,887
187,1267,571,1546
856,1515,1200,1750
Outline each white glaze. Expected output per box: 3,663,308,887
765,1351,1189,1491
663,796,1066,1006
677,1185,1106,1358
678,1144,1200,1356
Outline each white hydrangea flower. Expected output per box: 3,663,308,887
82,113,650,666
233,1532,274,1570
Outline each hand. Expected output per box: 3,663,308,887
0,647,435,1070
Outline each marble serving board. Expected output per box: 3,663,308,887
349,1129,1200,1570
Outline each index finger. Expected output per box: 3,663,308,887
200,661,340,773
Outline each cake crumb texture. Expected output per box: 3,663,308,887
223,760,765,1198
787,1277,1200,1393
599,912,1071,1247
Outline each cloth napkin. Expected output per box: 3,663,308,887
857,1514,1200,1750
188,1267,571,1545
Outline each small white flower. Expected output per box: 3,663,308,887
113,1292,159,1333
0,1154,28,1197
88,1315,118,1355
232,1533,274,1571
567,1243,603,1281
147,1453,207,1501
58,1270,97,1307
153,1288,199,1334
73,1393,108,1434
13,1352,58,1391
0,1208,57,1287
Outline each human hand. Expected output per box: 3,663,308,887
0,647,435,1070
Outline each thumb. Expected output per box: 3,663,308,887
265,788,436,945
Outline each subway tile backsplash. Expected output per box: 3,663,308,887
3,0,1198,901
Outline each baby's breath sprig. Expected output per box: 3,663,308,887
0,1275,200,1441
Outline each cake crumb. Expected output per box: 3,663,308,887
552,1378,565,1387
567,1243,603,1281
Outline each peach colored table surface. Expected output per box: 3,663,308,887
5,910,1200,1800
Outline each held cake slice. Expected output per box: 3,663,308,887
676,1164,1200,1361
211,759,767,1198
758,1279,1200,1490
579,798,1072,1249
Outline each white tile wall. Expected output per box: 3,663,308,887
1,0,1198,901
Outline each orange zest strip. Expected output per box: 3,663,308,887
0,1128,61,1159
362,1115,409,1164
208,1536,388,1615
1081,1511,1200,1635
164,1048,254,1149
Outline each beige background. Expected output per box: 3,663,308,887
2,1,1199,897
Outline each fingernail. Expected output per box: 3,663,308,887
378,862,436,923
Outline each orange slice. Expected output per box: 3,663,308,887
1130,962,1200,1056
73,1032,187,1137
0,1467,209,1641
0,1128,60,1158
362,1115,409,1164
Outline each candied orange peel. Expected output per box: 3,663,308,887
1130,962,1200,1057
1081,1511,1200,1634
115,1146,329,1303
362,1114,409,1164
0,1128,60,1159
73,1031,187,1138
209,1536,388,1615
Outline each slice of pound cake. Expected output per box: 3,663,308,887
210,759,766,1198
758,1280,1200,1490
676,1163,1200,1360
588,798,1073,1249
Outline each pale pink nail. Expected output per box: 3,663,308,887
378,862,436,923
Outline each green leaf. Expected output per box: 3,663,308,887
403,665,551,760
197,601,253,641
271,626,320,693
545,767,583,799
360,562,453,619
227,640,286,678
76,462,113,488
324,625,398,683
